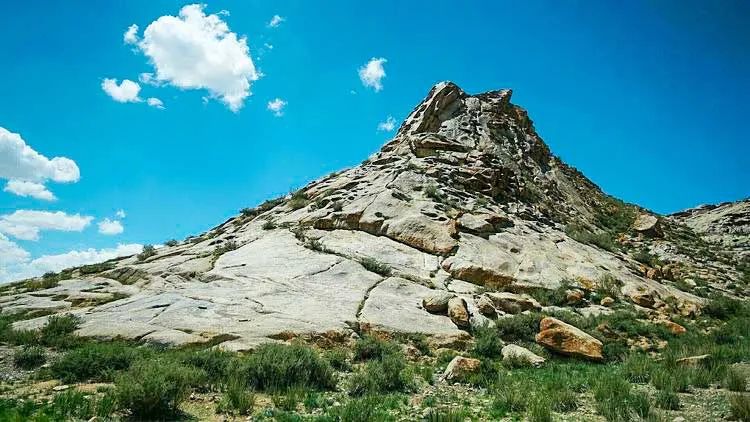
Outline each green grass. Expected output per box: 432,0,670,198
239,342,336,391
725,367,748,392
354,335,400,361
654,389,680,410
217,377,255,415
51,341,141,383
471,325,504,358
348,352,413,396
730,393,750,422
593,373,650,421
13,346,46,369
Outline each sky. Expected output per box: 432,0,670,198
0,1,748,282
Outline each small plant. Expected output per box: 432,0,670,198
262,220,276,230
725,367,748,392
359,257,392,276
332,201,344,212
527,396,553,422
704,293,747,320
597,274,622,299
354,335,399,361
632,248,660,267
471,325,503,358
490,383,528,417
730,393,750,422
288,190,310,210
13,346,46,369
217,377,255,415
239,343,336,391
240,207,255,217
495,313,543,342
330,395,390,421
164,239,179,247
655,389,680,410
593,373,650,420
40,314,81,347
348,352,412,395
137,245,156,261
622,353,653,384
424,184,444,202
214,240,238,256
52,341,140,383
324,347,351,371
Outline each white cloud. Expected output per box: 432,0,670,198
0,241,143,284
377,116,397,132
115,209,126,219
4,180,55,201
124,24,139,44
264,43,274,50
268,15,285,28
98,218,124,235
358,57,387,92
266,98,287,116
132,4,259,112
0,210,93,241
147,97,165,109
102,78,141,102
0,127,79,200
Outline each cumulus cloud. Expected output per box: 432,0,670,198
268,15,285,27
115,209,126,219
377,116,397,132
0,127,79,200
102,78,141,102
266,98,287,116
98,218,124,235
124,24,139,44
4,180,55,201
147,97,165,109
0,241,143,284
0,210,93,241
130,4,259,112
358,58,387,92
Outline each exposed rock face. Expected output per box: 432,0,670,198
2,81,736,350
441,356,481,382
535,317,603,361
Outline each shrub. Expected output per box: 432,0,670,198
240,343,336,391
622,353,653,384
116,359,205,419
704,293,747,320
730,394,750,422
272,387,304,411
424,184,444,202
348,353,412,395
354,335,399,361
359,257,391,276
40,314,81,348
655,389,680,410
165,239,179,247
240,207,255,217
490,383,527,417
52,341,140,383
324,347,351,371
13,346,46,369
49,390,94,420
632,248,659,267
288,190,310,210
262,220,276,230
471,325,503,358
214,240,238,256
597,274,622,299
136,245,156,261
527,396,553,422
217,377,255,415
180,348,234,387
726,367,748,392
495,313,543,342
332,201,344,212
593,373,650,420
95,390,117,418
565,224,617,252
330,395,390,421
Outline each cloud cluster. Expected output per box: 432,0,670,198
0,127,80,201
102,78,141,102
359,58,387,92
268,15,285,28
98,218,124,235
0,210,93,241
124,4,259,112
267,98,287,116
377,116,397,132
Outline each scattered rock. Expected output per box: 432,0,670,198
628,290,656,308
659,320,687,335
632,214,663,237
448,297,471,329
676,354,711,367
423,293,454,313
535,317,603,361
501,344,545,367
600,296,615,307
485,292,541,314
566,289,585,305
476,295,497,317
441,356,481,382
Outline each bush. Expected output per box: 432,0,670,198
180,348,234,387
597,274,622,299
632,248,659,267
354,335,400,361
165,239,179,247
13,346,46,369
52,341,140,383
622,353,653,384
527,396,552,422
136,245,156,261
593,373,650,420
40,314,81,348
495,313,542,342
348,353,412,396
217,377,255,415
116,359,205,419
330,395,390,421
490,383,527,417
471,325,503,358
726,367,748,392
359,257,392,276
262,220,276,230
240,343,336,391
288,190,310,210
324,347,351,371
214,240,238,256
48,390,95,420
730,394,750,422
655,389,680,410
704,293,747,320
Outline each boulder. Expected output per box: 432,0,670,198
422,293,454,314
535,317,603,361
457,214,494,234
476,295,497,317
441,356,481,382
600,296,615,307
501,344,545,367
676,354,711,367
632,214,663,238
448,297,471,329
659,320,686,335
566,289,585,305
486,292,541,314
628,291,656,308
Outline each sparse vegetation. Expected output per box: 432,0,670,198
359,257,392,276
262,220,276,230
136,244,156,261
165,239,179,246
239,343,336,391
213,240,238,256
13,346,46,369
288,190,310,210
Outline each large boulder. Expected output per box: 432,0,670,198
535,317,603,361
501,344,545,367
632,214,663,238
422,293,455,313
448,297,471,329
485,292,541,314
441,356,481,382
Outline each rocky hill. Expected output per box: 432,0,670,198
1,82,747,350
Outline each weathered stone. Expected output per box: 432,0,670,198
566,289,585,305
501,344,545,367
632,214,663,237
676,354,711,367
600,296,615,307
485,292,541,314
441,356,481,382
659,320,686,335
448,297,471,329
535,317,603,361
457,214,494,234
422,293,454,314
628,290,656,308
476,295,497,317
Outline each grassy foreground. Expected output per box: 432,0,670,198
0,294,749,421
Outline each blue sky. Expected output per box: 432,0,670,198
0,1,748,281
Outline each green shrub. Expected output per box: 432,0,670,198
324,347,351,371
136,244,156,261
704,293,747,320
272,387,304,411
726,367,748,392
217,377,255,415
655,389,680,410
165,239,179,247
95,390,117,418
240,343,336,391
359,257,392,276
597,274,622,299
116,358,205,419
354,335,399,361
565,224,617,252
730,393,750,422
471,325,503,358
52,341,140,383
329,395,391,421
632,248,659,267
348,353,412,395
490,383,527,417
13,346,46,369
527,396,552,422
39,314,81,348
262,220,276,230
180,347,234,387
49,390,95,420
622,353,653,384
495,313,542,342
593,373,650,420
288,190,310,210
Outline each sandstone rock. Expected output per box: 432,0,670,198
535,317,603,361
422,293,454,314
448,297,470,329
485,292,541,314
501,344,545,367
476,295,497,317
632,214,663,237
457,214,494,234
676,354,711,367
628,290,656,308
566,289,585,305
646,267,663,281
660,320,686,335
600,296,615,307
441,356,481,382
